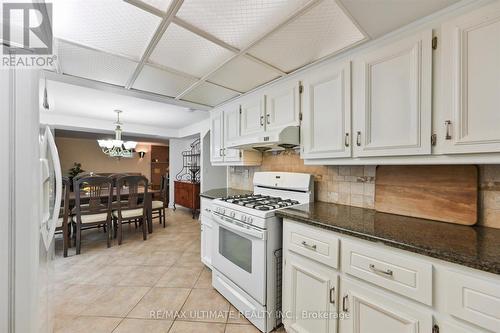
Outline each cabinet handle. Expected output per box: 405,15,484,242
329,287,335,304
345,133,350,147
342,295,349,312
356,131,362,146
260,115,264,127
369,264,393,277
219,148,223,156
266,114,271,125
222,148,226,156
301,241,317,251
445,120,452,140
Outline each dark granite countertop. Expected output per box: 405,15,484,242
276,202,500,275
200,188,253,200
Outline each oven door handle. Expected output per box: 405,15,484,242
212,213,266,240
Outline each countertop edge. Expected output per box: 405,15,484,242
276,210,500,275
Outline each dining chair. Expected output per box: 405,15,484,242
152,174,169,228
112,175,148,245
73,175,113,255
55,176,71,257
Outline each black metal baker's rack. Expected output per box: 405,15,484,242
175,138,201,183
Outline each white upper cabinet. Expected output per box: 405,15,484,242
339,278,433,333
438,1,500,154
264,80,300,132
223,104,242,162
240,95,266,137
210,104,262,166
302,61,352,159
352,30,432,157
210,109,224,163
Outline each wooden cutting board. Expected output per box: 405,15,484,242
375,165,478,225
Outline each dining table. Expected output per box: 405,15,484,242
69,187,161,234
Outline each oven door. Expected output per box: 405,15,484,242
212,212,267,305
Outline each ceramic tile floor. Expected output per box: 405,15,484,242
53,208,286,333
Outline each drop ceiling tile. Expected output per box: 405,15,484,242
181,82,239,107
248,0,366,73
140,0,173,12
58,41,138,86
53,0,161,60
132,65,198,97
176,0,310,49
209,56,281,92
149,23,234,78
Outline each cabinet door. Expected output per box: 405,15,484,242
200,217,213,268
439,2,500,154
210,110,224,162
339,277,433,333
265,80,300,132
223,104,243,162
302,61,351,159
283,252,338,333
240,95,266,137
353,30,432,157
439,320,486,333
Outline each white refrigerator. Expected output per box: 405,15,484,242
1,67,62,333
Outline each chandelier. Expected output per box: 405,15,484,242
97,110,137,158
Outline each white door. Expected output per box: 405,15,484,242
265,80,300,132
353,30,432,157
339,277,433,333
302,61,351,159
223,104,242,162
200,216,213,268
210,109,224,163
438,1,500,154
283,252,338,333
240,95,266,137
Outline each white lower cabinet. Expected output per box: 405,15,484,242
283,219,500,333
283,252,338,333
200,216,213,268
200,198,213,268
338,277,433,333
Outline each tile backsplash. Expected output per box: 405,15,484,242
228,150,500,228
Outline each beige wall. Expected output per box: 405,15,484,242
228,151,500,228
56,137,152,180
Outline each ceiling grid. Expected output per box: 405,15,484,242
52,0,369,107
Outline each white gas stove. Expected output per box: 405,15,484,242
211,172,314,333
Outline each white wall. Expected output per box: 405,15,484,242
169,136,199,208
201,131,227,192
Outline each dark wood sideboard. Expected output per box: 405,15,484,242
174,181,200,218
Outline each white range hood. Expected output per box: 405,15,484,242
228,126,300,152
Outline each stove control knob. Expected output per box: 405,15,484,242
220,208,225,214
230,211,236,218
248,217,253,224
241,215,247,222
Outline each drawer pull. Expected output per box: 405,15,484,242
342,295,349,312
301,241,317,251
356,131,361,146
329,287,335,304
369,264,393,277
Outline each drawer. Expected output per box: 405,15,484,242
341,240,433,305
200,197,213,217
284,220,339,269
445,270,500,332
